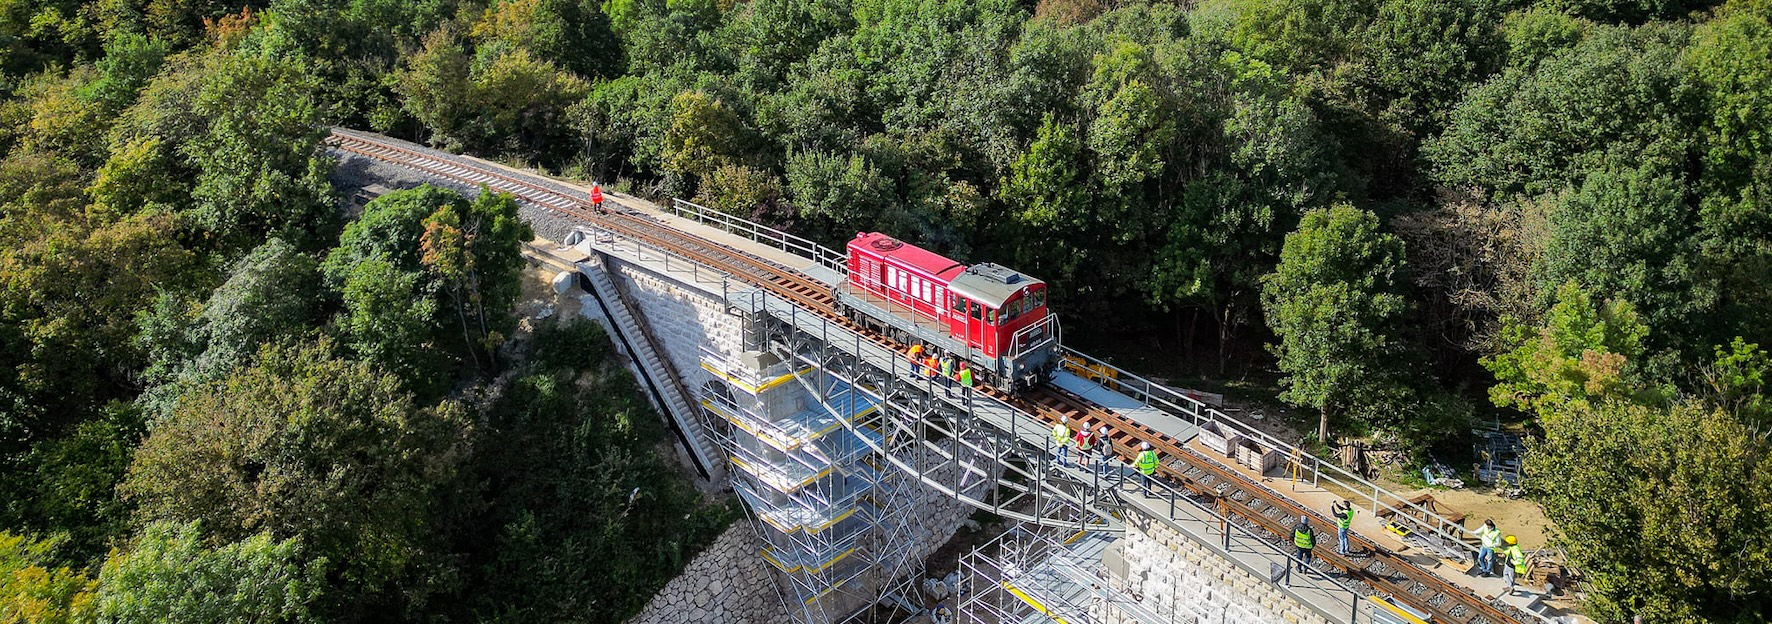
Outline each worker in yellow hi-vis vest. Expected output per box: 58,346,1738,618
1292,517,1317,573
1052,416,1071,467
1502,535,1527,596
1332,500,1355,555
957,363,975,407
1134,442,1159,494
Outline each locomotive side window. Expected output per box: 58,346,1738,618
969,301,982,320
986,308,998,324
952,295,967,314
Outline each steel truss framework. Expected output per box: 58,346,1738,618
735,287,1127,534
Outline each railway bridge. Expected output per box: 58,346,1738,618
328,129,1563,624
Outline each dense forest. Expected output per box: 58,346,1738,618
0,0,1768,621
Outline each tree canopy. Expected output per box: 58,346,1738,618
0,0,1769,620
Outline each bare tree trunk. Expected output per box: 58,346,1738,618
452,289,483,373
1318,409,1330,445
1216,302,1236,376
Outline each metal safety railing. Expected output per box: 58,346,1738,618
665,198,849,274
1058,347,1480,561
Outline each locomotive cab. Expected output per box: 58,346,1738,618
947,263,1060,391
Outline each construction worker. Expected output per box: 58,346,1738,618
1073,424,1096,470
1095,426,1110,474
1475,519,1502,576
1293,517,1316,573
907,344,924,367
1134,442,1159,493
1502,535,1526,596
589,181,605,213
924,353,940,381
1052,416,1072,467
957,363,975,399
939,354,956,394
1332,500,1355,555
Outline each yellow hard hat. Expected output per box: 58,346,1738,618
1504,535,1517,545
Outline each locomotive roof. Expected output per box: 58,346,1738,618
850,232,966,279
949,263,1043,309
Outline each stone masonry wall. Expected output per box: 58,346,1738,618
1120,513,1335,624
626,523,789,624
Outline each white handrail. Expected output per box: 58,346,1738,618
665,198,849,273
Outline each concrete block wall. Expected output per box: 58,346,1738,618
601,256,743,397
1120,514,1335,624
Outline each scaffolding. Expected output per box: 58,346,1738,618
958,526,1205,624
699,347,923,623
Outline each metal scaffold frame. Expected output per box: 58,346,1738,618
698,344,924,624
958,525,1206,624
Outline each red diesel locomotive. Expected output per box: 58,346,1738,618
835,232,1062,391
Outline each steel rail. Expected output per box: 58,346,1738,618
326,129,1532,624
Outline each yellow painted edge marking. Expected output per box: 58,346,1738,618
1371,597,1430,624
1002,581,1069,624
808,506,859,533
728,455,832,494
755,367,816,392
699,363,810,394
702,399,800,451
759,548,799,573
803,576,850,605
811,406,879,438
1063,530,1089,545
802,547,855,574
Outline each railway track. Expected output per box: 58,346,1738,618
326,129,1533,624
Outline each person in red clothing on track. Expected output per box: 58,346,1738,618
589,182,606,213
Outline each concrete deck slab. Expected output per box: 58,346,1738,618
1050,371,1201,445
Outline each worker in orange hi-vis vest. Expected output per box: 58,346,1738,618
589,182,605,213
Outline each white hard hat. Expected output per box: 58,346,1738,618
1060,415,1068,423
1141,442,1150,450
1098,426,1108,434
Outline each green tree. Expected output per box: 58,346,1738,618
787,148,895,240
469,0,621,78
1426,21,1698,200
136,238,322,415
1260,204,1411,442
183,50,337,250
1482,281,1650,419
121,342,472,610
0,532,92,623
1701,337,1772,425
84,521,325,624
325,185,531,377
339,258,440,388
467,321,730,623
662,90,751,185
17,403,144,561
1541,160,1713,353
1527,399,1772,623
396,29,474,147
417,190,531,372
